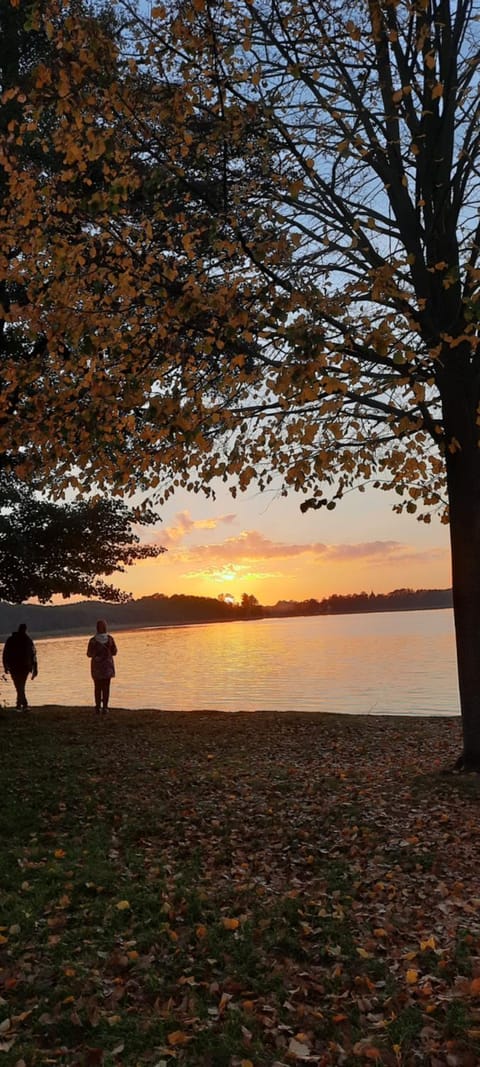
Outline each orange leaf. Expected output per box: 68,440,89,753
406,969,419,984
168,1030,189,1046
222,918,240,930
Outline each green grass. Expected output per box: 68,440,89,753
0,706,474,1065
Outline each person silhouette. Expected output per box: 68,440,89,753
2,623,38,711
87,619,117,714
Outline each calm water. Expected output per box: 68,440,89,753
5,609,460,715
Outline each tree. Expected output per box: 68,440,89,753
3,0,480,767
0,0,167,606
240,592,261,616
0,478,165,602
123,0,480,769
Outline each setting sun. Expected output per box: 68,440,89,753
112,482,451,607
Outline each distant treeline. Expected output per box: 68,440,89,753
265,587,453,617
0,587,453,639
0,594,249,638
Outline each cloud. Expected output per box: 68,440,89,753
174,529,442,567
325,540,402,561
179,529,322,562
158,510,237,548
184,563,283,584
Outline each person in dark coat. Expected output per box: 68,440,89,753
2,623,38,710
87,619,117,714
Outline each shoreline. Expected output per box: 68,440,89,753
0,602,454,643
3,704,461,720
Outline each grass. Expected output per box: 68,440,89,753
0,706,479,1065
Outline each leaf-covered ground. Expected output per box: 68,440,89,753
0,707,479,1066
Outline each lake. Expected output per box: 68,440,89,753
4,609,460,715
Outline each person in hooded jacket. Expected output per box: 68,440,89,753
2,623,38,710
87,619,117,714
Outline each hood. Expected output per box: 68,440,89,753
94,633,109,645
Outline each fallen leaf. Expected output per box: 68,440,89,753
288,1036,310,1058
222,918,240,930
167,1030,189,1046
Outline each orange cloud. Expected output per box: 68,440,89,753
158,510,236,548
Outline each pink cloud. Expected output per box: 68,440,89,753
173,530,448,567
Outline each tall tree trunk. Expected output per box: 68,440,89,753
443,368,480,769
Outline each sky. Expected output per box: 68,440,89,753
113,481,451,605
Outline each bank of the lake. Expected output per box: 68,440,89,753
0,706,478,1066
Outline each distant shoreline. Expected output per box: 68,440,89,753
8,600,453,642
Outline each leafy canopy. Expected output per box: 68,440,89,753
1,0,479,524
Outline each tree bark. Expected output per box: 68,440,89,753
443,366,480,769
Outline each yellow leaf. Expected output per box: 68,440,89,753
406,969,419,984
115,900,130,911
420,936,436,951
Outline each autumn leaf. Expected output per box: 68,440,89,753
167,1030,190,1046
288,1035,311,1057
222,917,240,930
